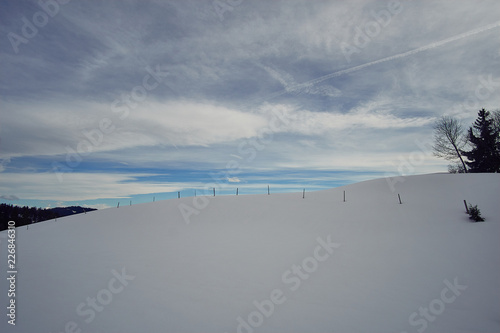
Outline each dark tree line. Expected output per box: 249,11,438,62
0,204,96,231
433,108,500,173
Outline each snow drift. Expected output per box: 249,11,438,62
1,173,499,333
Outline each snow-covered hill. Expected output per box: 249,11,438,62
1,173,499,333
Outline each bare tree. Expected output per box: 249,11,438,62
492,110,500,135
433,116,468,173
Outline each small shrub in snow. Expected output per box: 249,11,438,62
468,204,485,222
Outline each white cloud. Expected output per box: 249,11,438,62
83,203,112,210
257,103,435,135
0,99,268,159
1,0,499,205
127,100,268,146
0,158,10,172
0,172,192,201
0,195,19,201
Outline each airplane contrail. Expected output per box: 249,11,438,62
263,20,500,102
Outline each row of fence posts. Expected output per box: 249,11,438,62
33,192,474,229
30,188,409,229
115,187,406,207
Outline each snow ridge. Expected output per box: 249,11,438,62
1,173,499,333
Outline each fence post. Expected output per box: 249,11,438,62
343,190,345,202
236,188,238,195
213,188,216,197
268,185,270,195
117,202,120,208
303,188,305,199
464,200,469,214
398,194,402,204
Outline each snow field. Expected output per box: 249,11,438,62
0,173,499,333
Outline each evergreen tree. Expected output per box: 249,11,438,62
0,204,95,231
463,109,500,173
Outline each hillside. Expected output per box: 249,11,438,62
1,173,499,333
0,205,97,231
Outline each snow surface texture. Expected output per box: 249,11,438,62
1,173,499,333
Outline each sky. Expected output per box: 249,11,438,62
1,0,499,209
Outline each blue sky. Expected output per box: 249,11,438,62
1,0,499,209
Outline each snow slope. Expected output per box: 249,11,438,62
1,173,499,333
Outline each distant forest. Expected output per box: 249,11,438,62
0,204,97,231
